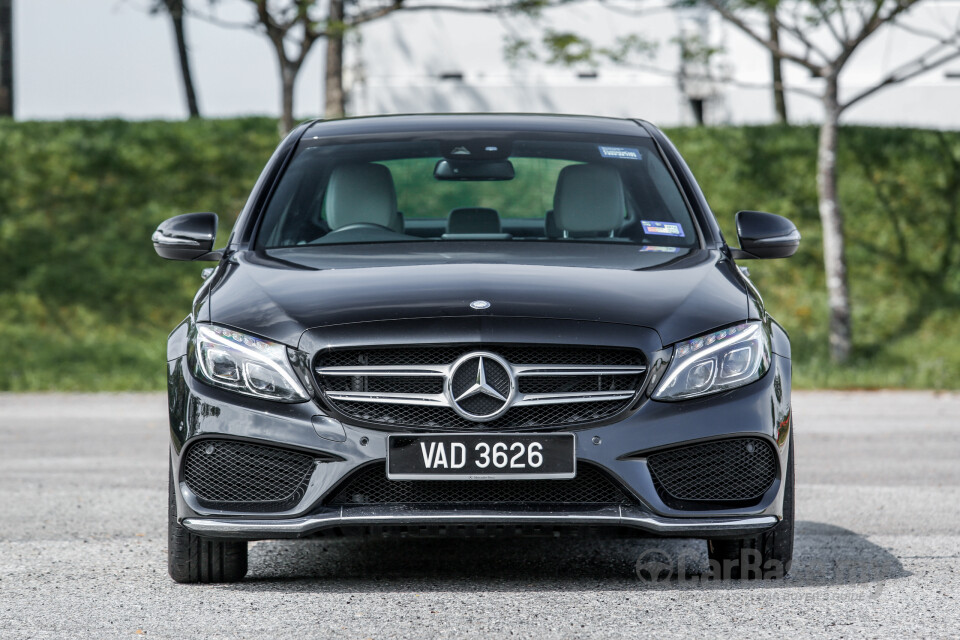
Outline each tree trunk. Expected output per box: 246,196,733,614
324,0,346,118
165,0,201,118
0,0,13,118
767,8,787,124
817,80,852,363
280,62,298,136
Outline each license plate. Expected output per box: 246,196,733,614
387,433,576,480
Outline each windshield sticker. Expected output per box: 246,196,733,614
639,245,680,253
599,146,642,160
642,220,685,237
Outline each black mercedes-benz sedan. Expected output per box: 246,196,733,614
154,114,800,583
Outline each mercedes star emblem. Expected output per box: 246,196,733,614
445,352,516,421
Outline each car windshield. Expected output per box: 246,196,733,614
256,132,699,250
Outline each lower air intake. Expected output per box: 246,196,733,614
327,463,633,506
183,439,321,512
646,437,778,508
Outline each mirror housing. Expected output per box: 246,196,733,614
152,212,221,261
434,159,515,181
732,210,800,260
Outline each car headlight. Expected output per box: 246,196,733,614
190,324,309,402
653,321,770,401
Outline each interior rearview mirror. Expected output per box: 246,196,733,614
152,212,221,261
732,210,800,260
434,159,515,181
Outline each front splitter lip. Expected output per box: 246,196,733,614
182,505,778,540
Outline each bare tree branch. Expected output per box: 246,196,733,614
835,0,920,70
184,7,259,30
835,0,853,43
777,18,832,65
702,0,826,74
812,1,846,47
842,37,960,110
889,17,950,41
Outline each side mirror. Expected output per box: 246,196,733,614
732,210,800,260
152,212,221,261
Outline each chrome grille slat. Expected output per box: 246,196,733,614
513,365,647,376
325,391,448,405
514,391,637,406
314,344,647,431
316,365,448,376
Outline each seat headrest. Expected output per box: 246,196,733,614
326,164,398,230
544,209,561,238
447,207,501,234
389,210,405,233
552,164,624,236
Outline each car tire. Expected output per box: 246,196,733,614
168,462,248,584
707,430,794,580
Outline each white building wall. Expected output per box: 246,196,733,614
349,1,960,128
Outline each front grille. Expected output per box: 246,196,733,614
183,440,323,512
647,437,778,508
328,463,634,506
314,344,646,432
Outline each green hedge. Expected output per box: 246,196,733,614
1,118,958,390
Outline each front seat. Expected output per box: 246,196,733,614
318,164,413,243
552,164,624,238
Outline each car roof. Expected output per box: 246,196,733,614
301,113,652,139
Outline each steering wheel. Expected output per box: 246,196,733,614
327,222,394,234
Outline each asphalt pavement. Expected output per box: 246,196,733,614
1,391,958,639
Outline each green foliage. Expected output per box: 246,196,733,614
666,124,960,389
0,117,280,390
1,119,958,390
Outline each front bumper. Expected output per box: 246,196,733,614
182,505,778,539
167,335,792,540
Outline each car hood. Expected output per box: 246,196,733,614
207,246,751,348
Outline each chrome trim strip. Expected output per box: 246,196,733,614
512,365,647,376
514,391,637,406
316,365,447,376
182,507,779,537
325,391,448,406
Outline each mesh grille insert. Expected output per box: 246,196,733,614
332,400,630,432
320,345,643,368
647,437,778,507
183,440,320,512
328,463,634,506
